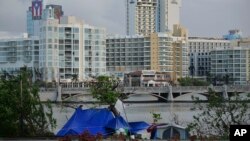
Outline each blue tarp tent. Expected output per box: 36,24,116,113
56,107,114,136
57,107,150,137
129,121,150,134
105,116,130,130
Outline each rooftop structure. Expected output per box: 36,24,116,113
223,29,242,40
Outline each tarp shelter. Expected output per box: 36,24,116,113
105,116,130,130
57,108,115,136
56,107,150,137
129,122,150,134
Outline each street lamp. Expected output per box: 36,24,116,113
19,67,25,136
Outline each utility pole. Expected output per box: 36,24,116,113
20,70,24,136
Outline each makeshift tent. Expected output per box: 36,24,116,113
57,107,114,136
129,122,150,134
56,107,150,137
105,116,130,130
155,123,189,140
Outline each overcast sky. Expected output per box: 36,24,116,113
0,0,249,38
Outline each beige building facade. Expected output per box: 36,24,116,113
107,25,188,82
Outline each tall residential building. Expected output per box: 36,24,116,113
126,0,181,36
210,44,250,85
188,37,231,76
1,16,106,83
0,34,40,81
126,0,158,36
27,0,42,37
2,1,105,83
157,0,181,32
107,24,188,82
27,0,63,37
172,25,189,78
106,34,147,71
39,15,106,82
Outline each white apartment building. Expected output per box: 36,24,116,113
39,13,106,82
126,0,181,36
210,46,250,85
1,16,106,83
0,35,40,81
27,0,63,37
188,37,230,76
1,2,106,83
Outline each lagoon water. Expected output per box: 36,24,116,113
52,100,201,134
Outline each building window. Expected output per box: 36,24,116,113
48,26,53,31
74,28,79,33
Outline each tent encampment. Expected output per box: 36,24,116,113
56,107,149,137
155,123,190,140
57,107,114,136
105,116,130,130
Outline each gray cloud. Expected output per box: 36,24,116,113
0,0,249,37
50,0,126,34
181,0,250,37
0,0,30,33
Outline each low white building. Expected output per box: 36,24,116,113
0,34,40,81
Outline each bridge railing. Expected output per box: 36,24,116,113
39,88,56,92
61,87,90,91
124,87,169,92
226,85,250,91
58,82,250,89
57,84,250,93
172,86,209,92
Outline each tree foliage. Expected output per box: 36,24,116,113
187,89,250,139
151,112,162,123
0,67,56,137
90,76,126,116
178,77,209,86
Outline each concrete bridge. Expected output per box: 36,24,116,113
38,84,250,102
